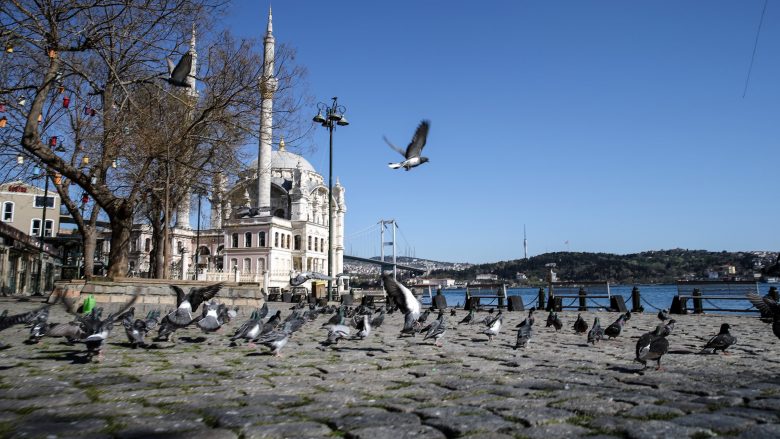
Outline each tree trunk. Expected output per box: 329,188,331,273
106,205,133,278
82,225,96,280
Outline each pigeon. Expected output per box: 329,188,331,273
46,322,85,343
588,317,604,344
515,308,536,328
514,310,535,349
659,319,676,337
226,306,239,322
416,310,431,328
746,292,780,340
27,307,50,344
166,283,223,326
658,309,670,321
255,320,304,357
450,308,456,317
290,271,334,287
385,120,431,171
482,316,502,342
459,308,475,325
381,272,421,335
573,313,588,334
700,323,737,354
166,52,193,87
635,324,670,370
322,324,351,346
123,309,160,348
80,294,139,361
370,309,385,329
484,310,503,328
422,311,447,347
605,313,629,339
321,306,345,327
546,310,562,331
262,310,283,334
354,314,371,340
230,309,263,347
196,300,224,333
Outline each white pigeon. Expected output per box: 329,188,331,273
385,120,430,171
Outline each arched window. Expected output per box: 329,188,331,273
231,233,239,248
2,201,14,222
257,258,266,272
131,238,138,252
308,236,312,251
294,235,301,250
258,231,266,247
274,232,279,247
320,238,325,253
286,235,290,249
244,232,252,247
243,258,251,273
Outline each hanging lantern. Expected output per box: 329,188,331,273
49,136,57,147
4,43,12,54
16,154,23,165
0,116,7,128
81,193,89,204
90,176,97,185
81,156,90,165
62,96,70,108
90,108,97,117
57,85,65,94
37,114,42,124
17,96,26,106
32,166,41,176
53,173,62,185
111,159,117,168
48,48,56,59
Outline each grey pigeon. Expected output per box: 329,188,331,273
231,309,263,346
659,319,676,337
700,323,737,354
385,120,431,171
381,272,421,336
322,324,351,346
605,313,629,339
746,292,780,340
80,294,139,361
573,313,588,334
459,308,475,325
546,310,562,331
482,316,502,342
354,314,371,340
636,324,670,370
123,309,160,348
166,52,193,87
196,300,224,333
658,309,670,321
290,271,334,287
370,309,385,328
27,307,50,344
514,310,535,349
422,311,447,347
588,317,604,344
254,320,303,357
166,283,223,327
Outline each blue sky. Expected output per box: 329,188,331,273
222,1,780,263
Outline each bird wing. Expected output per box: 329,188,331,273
170,285,187,307
382,273,420,316
0,305,50,331
170,52,193,84
189,283,223,312
258,302,269,320
383,136,407,158
104,294,140,326
747,292,780,316
405,120,430,159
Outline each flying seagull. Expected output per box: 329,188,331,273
385,120,430,171
166,52,193,87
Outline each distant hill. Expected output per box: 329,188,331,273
427,249,779,284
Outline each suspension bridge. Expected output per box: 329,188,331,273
344,219,426,275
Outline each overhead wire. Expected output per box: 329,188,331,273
742,0,769,98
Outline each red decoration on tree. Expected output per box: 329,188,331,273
81,193,89,204
49,136,57,146
62,96,70,108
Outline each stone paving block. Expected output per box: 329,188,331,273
242,421,332,439
624,419,711,439
738,423,780,439
345,424,447,439
552,397,633,416
13,418,109,438
327,407,421,432
673,412,755,434
522,422,591,439
624,404,685,419
422,414,515,437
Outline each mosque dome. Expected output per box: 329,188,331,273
247,149,316,174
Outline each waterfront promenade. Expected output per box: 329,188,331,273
0,298,779,438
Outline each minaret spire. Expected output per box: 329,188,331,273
186,24,198,97
256,5,277,213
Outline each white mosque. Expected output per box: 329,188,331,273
126,9,347,296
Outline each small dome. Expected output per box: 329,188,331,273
247,150,316,173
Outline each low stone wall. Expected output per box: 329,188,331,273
47,279,265,309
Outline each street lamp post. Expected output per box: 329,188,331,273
313,97,349,302
194,189,205,280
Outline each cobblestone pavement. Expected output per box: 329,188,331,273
0,297,779,438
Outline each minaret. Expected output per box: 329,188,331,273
523,225,528,259
186,25,198,98
256,6,277,214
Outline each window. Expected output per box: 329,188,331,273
321,238,325,253
2,202,13,222
34,195,54,208
308,236,312,251
243,258,251,273
144,238,151,252
274,232,279,247
314,237,319,252
294,235,301,250
231,233,239,248
31,219,41,236
230,258,238,272
131,238,138,252
257,258,266,272
258,231,266,247
244,232,252,247
285,235,290,249
43,220,53,237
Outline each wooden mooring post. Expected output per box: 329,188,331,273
537,287,545,310
631,286,642,312
578,287,587,311
692,288,703,314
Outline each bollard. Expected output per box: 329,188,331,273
768,286,779,302
537,287,545,311
553,296,562,312
578,287,587,312
692,288,703,314
631,286,642,312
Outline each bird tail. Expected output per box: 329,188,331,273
388,162,402,169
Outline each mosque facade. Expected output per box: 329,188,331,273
126,9,346,295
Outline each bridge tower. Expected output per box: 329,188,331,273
379,219,397,279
